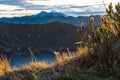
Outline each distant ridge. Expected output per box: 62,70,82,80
0,11,101,26
35,11,65,17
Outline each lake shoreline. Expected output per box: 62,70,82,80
6,47,77,57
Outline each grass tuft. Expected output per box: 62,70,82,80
0,55,11,76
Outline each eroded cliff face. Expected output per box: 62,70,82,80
0,21,80,55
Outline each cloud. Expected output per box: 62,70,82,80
0,0,51,17
18,0,110,14
0,10,41,18
0,0,119,17
0,0,23,7
0,4,25,11
25,0,99,6
64,11,106,17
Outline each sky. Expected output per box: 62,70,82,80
0,0,119,17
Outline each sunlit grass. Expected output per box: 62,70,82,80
22,62,50,72
0,47,89,79
0,45,119,80
77,46,88,57
53,49,78,65
0,55,11,76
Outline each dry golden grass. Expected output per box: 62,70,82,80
0,56,11,76
53,50,77,64
22,61,51,72
77,46,89,57
0,46,119,80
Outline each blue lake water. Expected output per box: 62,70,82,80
10,52,56,68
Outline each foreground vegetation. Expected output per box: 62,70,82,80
0,3,120,80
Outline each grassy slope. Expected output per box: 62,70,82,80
0,47,119,80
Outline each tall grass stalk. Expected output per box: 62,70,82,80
28,47,37,63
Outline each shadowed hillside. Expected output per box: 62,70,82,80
0,21,80,55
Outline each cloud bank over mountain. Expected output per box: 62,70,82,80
0,0,119,17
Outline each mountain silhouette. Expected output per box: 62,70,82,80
0,11,101,26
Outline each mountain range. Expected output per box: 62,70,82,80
0,11,101,26
0,11,101,56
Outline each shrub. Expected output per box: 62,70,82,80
78,2,120,66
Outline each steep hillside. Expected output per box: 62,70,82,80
0,22,80,55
